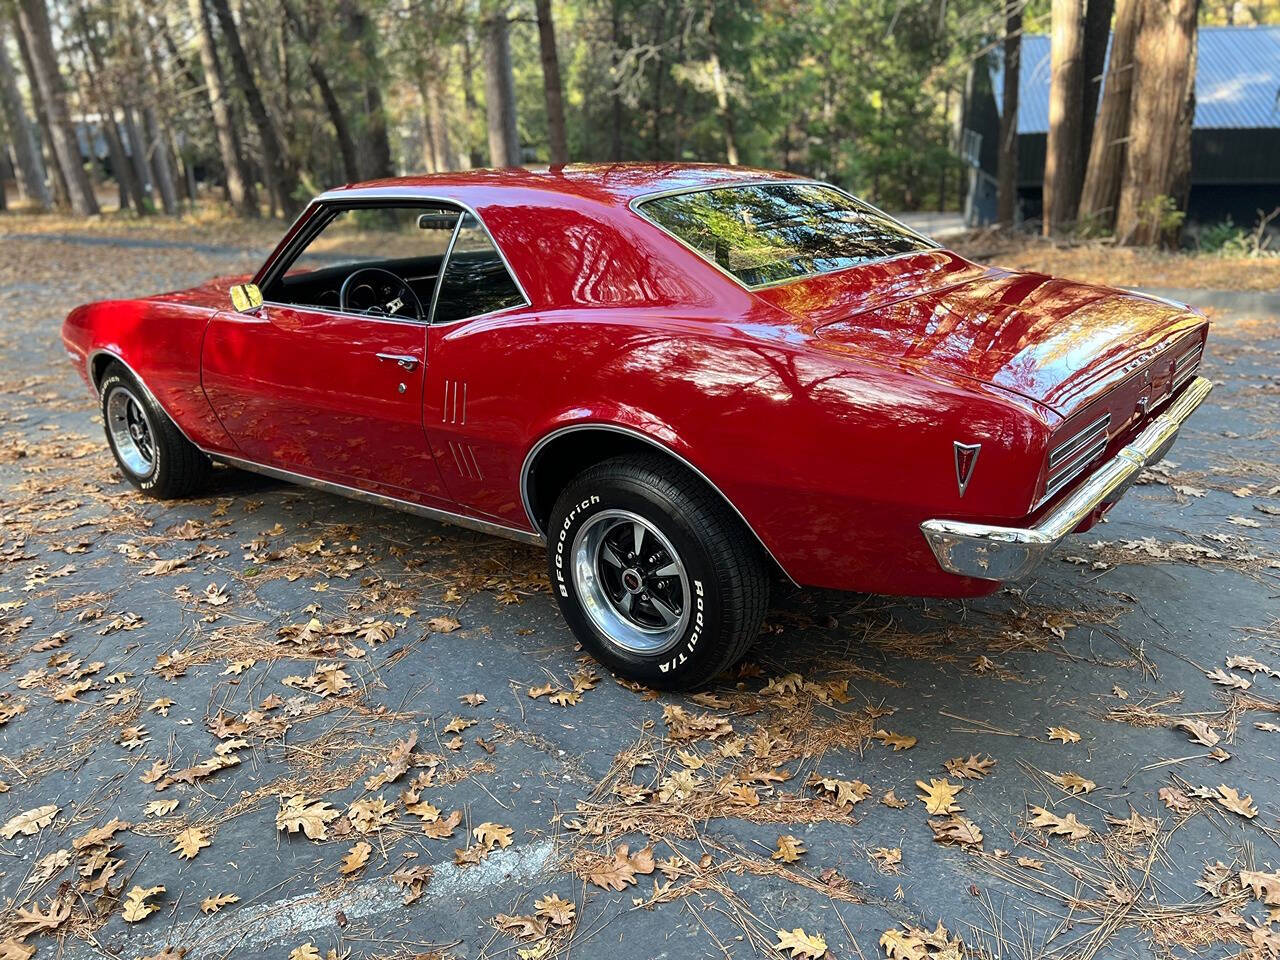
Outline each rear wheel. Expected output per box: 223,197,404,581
99,362,211,498
547,454,768,689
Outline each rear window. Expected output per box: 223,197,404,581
637,182,935,288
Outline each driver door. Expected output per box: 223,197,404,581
201,203,456,505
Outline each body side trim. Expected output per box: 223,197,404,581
211,453,545,546
518,422,800,587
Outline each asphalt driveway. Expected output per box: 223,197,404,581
0,230,1277,960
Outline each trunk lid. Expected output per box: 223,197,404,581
757,252,1208,419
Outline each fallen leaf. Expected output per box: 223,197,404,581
1047,772,1096,795
0,804,58,839
774,927,828,959
944,755,996,780
1175,719,1220,747
772,834,806,863
916,778,962,815
1214,784,1258,819
1029,806,1092,841
200,893,239,915
534,892,575,926
1047,726,1081,744
340,842,372,876
122,885,165,922
171,827,210,860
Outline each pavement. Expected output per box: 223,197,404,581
0,228,1278,960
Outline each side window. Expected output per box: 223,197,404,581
432,213,526,324
265,205,459,316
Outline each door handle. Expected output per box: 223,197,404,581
376,352,420,370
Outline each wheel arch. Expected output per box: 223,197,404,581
87,348,204,450
520,423,798,587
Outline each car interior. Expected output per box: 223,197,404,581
261,205,525,324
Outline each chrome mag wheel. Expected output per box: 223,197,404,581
570,509,690,655
106,385,156,477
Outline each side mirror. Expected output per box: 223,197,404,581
229,282,263,313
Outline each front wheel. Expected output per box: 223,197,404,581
547,454,769,689
99,362,211,499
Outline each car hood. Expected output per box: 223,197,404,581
756,252,1208,418
146,274,254,311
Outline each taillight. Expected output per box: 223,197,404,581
1039,413,1111,507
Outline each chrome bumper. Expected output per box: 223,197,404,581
920,376,1214,582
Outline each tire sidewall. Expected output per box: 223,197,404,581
549,478,726,686
100,372,162,492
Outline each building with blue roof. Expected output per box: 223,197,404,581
962,25,1280,228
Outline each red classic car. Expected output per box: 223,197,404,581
63,164,1213,687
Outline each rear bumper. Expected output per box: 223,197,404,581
920,376,1213,582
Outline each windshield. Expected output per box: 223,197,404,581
637,182,936,288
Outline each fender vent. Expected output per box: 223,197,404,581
448,441,483,480
442,380,467,424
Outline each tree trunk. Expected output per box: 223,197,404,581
12,15,67,207
1079,0,1114,167
1079,0,1140,228
705,6,738,165
190,0,257,215
996,0,1021,227
534,0,568,164
0,23,49,208
1043,0,1084,234
342,1,393,179
207,0,300,215
461,26,483,167
311,60,360,183
609,0,624,161
15,0,98,214
1115,0,1198,246
648,0,667,160
142,105,178,214
482,8,520,167
425,72,457,172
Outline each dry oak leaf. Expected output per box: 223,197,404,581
773,927,828,959
12,898,71,938
1048,772,1097,795
276,795,340,840
1047,726,1081,744
73,818,129,850
944,755,996,780
347,796,395,834
870,847,902,871
533,893,575,926
474,822,514,851
200,893,239,915
288,946,321,960
811,776,871,810
1,804,58,839
1158,786,1194,813
1240,870,1280,906
1175,719,1220,747
874,729,917,751
0,941,34,960
1205,668,1250,690
495,913,548,939
1017,856,1045,870
426,616,461,633
928,816,983,848
1214,785,1258,819
880,921,963,960
122,885,165,922
1029,806,1092,841
916,778,963,815
772,834,807,863
145,799,180,818
340,842,372,876
527,683,555,699
582,843,655,891
171,827,210,860
423,809,463,839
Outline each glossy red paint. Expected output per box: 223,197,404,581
62,163,1210,598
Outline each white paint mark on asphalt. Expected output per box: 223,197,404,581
61,839,557,958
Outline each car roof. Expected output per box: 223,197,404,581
318,162,807,208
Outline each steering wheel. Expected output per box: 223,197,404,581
338,267,425,321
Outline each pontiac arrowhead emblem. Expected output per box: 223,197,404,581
953,442,981,497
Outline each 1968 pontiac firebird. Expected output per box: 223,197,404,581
63,164,1213,687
